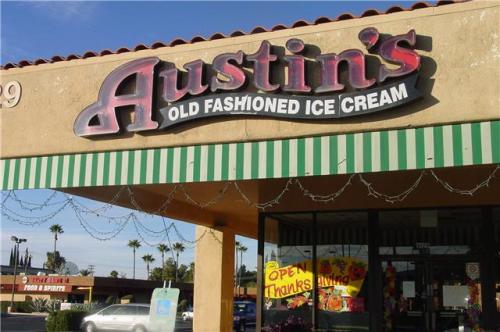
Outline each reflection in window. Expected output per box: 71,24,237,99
316,212,369,331
261,212,369,331
262,214,313,331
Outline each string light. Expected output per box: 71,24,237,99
1,165,498,246
179,182,231,209
359,171,426,204
2,191,11,204
69,201,129,236
127,185,178,215
131,215,171,246
66,186,127,215
430,165,500,196
296,175,355,203
72,205,131,241
1,201,71,225
234,178,294,210
10,190,62,210
163,218,179,261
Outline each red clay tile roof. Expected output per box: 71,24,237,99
1,1,464,70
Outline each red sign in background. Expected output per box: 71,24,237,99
17,284,72,293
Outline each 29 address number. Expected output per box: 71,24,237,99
0,81,22,108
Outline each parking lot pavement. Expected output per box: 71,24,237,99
1,313,46,332
0,313,254,332
0,314,191,332
174,318,193,331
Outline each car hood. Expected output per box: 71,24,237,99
82,313,97,322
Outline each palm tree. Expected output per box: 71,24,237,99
49,224,64,260
157,244,170,280
234,241,241,296
238,245,248,295
127,240,141,279
79,269,91,276
172,242,185,282
142,254,155,280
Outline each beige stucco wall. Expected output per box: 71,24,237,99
193,225,235,332
1,1,499,159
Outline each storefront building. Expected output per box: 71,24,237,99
1,1,499,331
0,274,193,305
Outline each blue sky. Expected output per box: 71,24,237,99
1,1,426,279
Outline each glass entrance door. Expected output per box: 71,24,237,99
381,259,428,331
381,258,481,332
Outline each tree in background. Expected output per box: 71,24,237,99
158,257,176,280
236,264,257,288
172,242,185,282
157,244,170,280
150,259,194,283
149,267,164,281
49,224,64,262
234,241,241,295
109,270,119,278
142,254,155,279
127,239,141,279
9,248,14,266
45,251,65,271
237,245,248,295
22,248,29,268
183,262,195,283
79,269,92,276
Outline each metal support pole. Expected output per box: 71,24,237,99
256,214,265,332
312,213,318,330
480,207,496,330
368,211,382,332
89,287,93,304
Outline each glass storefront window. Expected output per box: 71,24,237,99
379,208,484,331
260,207,499,330
379,209,481,256
316,212,369,331
262,214,313,331
261,212,369,331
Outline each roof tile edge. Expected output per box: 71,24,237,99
0,0,469,70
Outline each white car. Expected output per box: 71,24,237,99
81,304,150,332
181,307,193,321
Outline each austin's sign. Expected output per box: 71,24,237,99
74,27,422,137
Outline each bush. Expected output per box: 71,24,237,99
0,301,34,313
46,310,88,332
46,299,61,314
177,299,188,313
16,301,34,313
29,298,48,312
71,302,98,313
0,302,9,313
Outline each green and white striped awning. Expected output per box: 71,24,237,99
1,120,499,190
